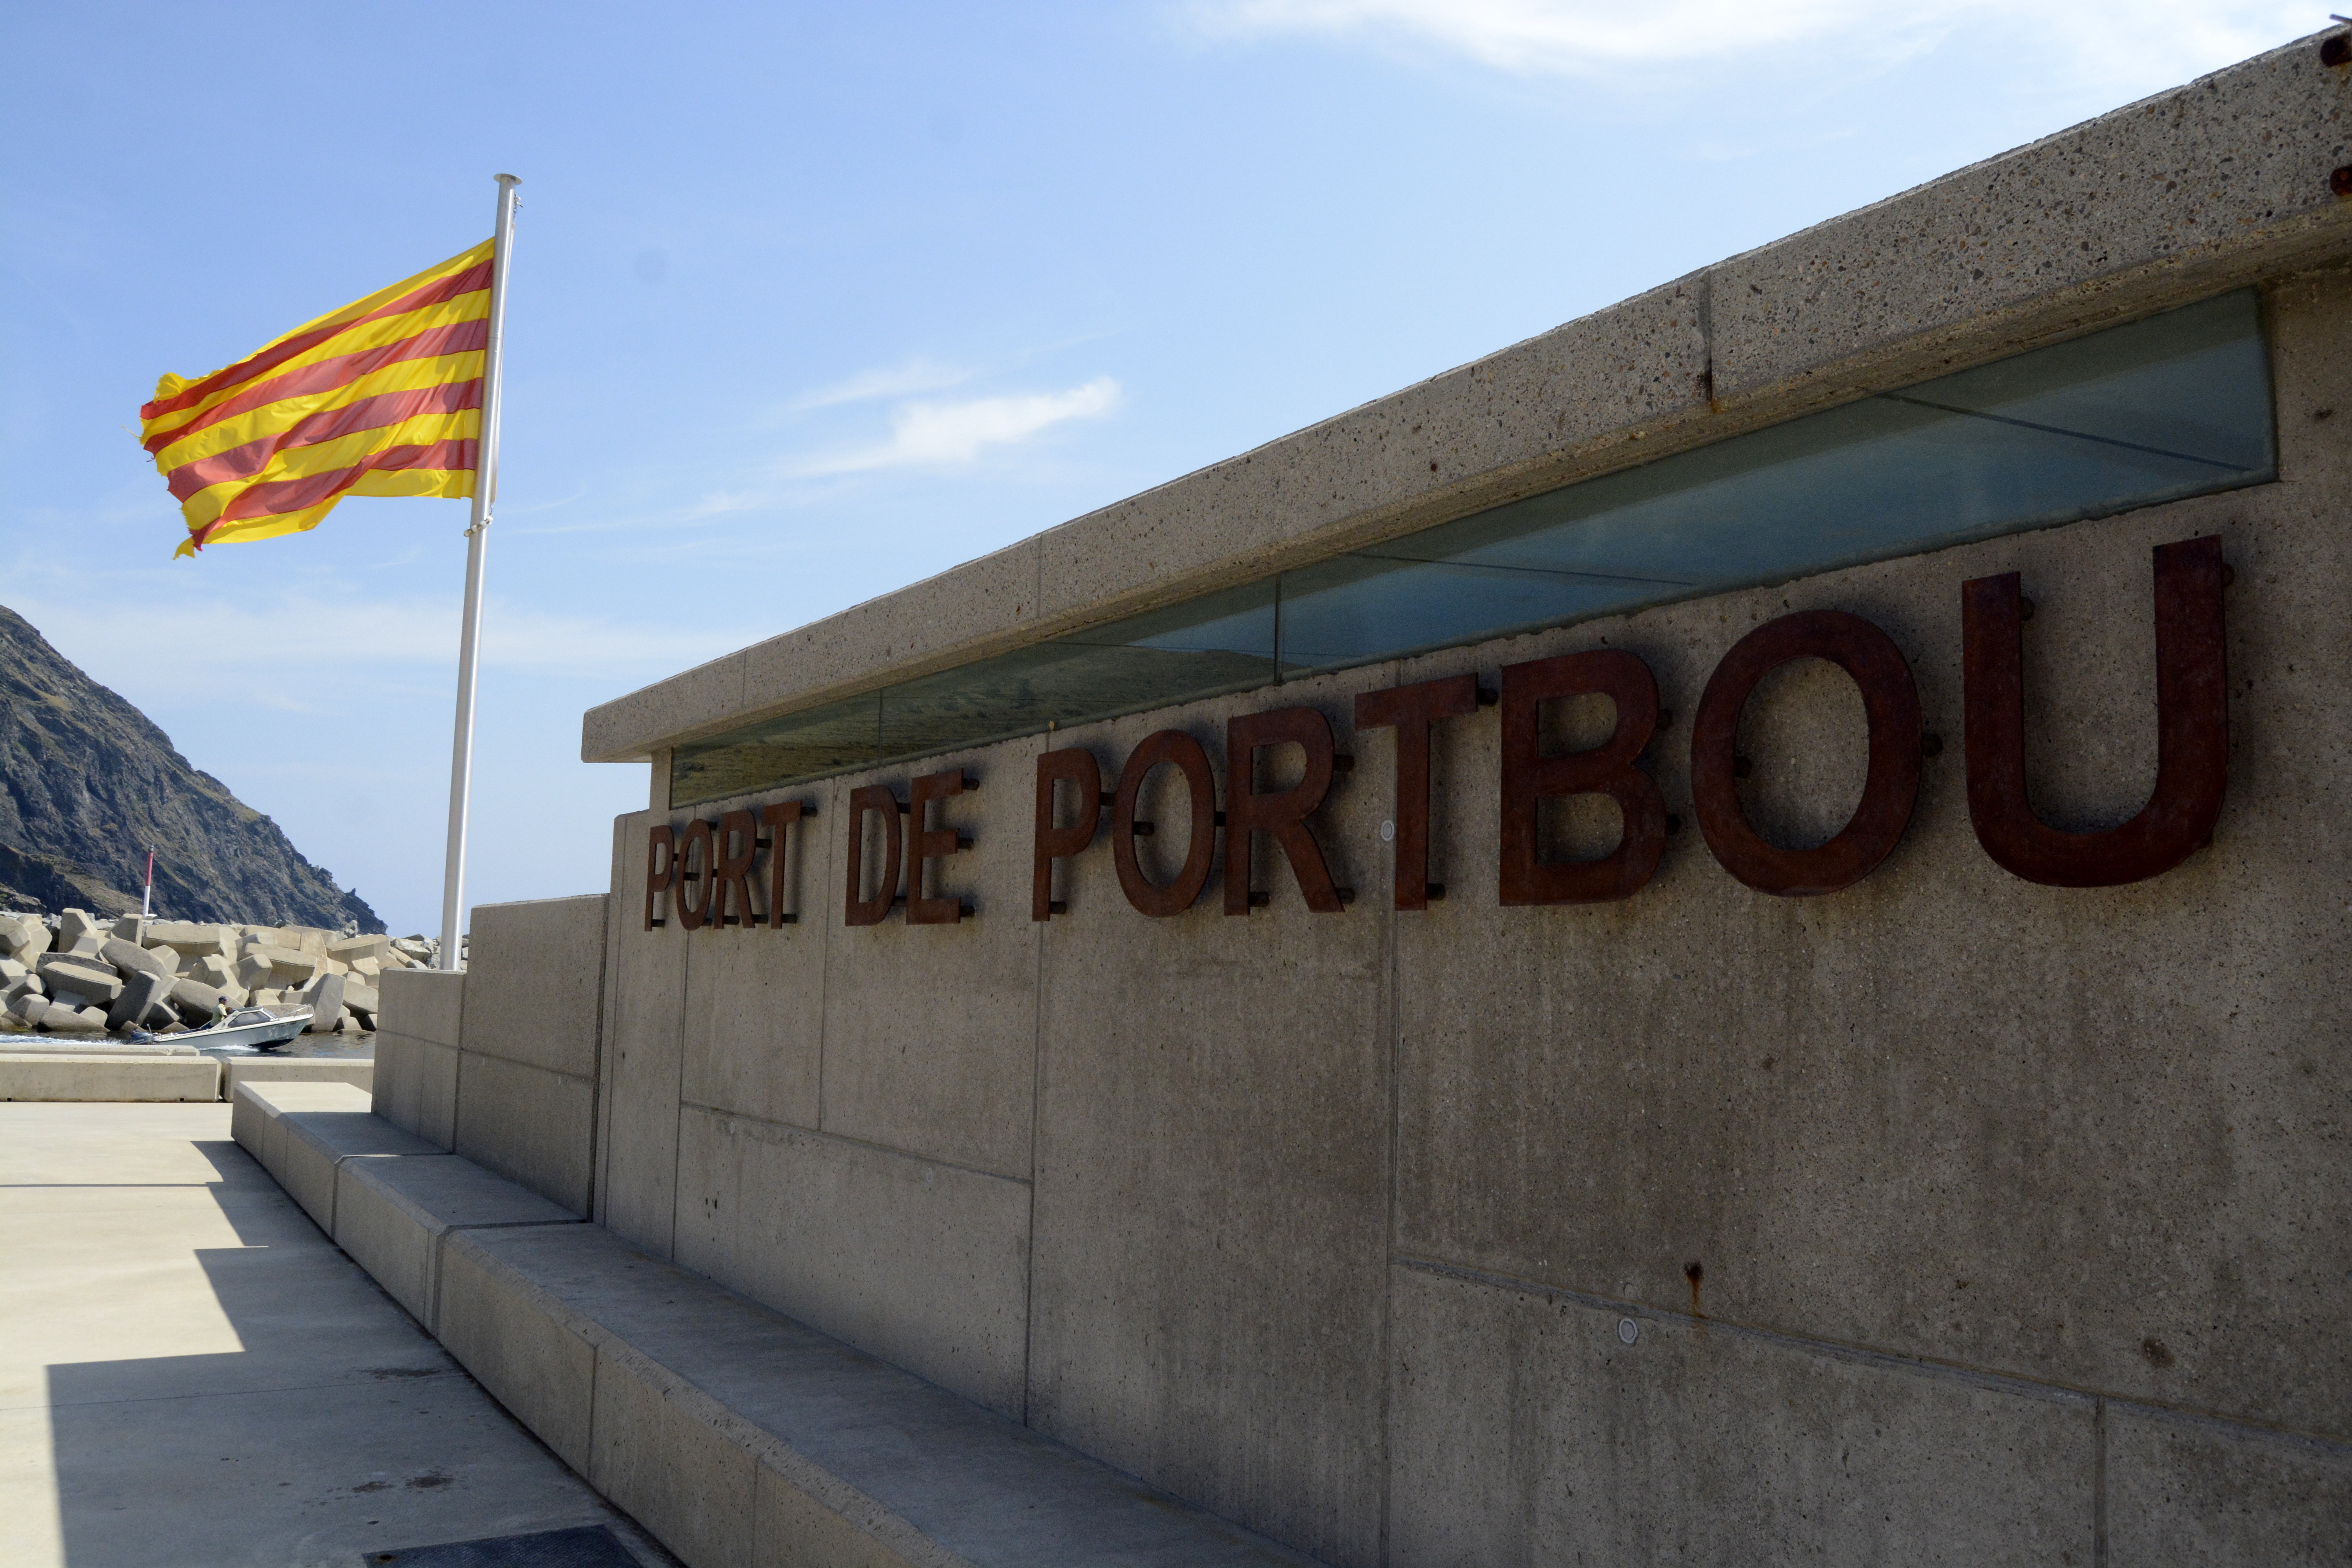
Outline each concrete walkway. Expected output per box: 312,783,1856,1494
0,1103,670,1568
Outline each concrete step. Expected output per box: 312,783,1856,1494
218,1054,372,1099
228,1085,1321,1568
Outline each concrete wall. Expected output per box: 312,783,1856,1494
378,895,608,1216
568,263,2352,1566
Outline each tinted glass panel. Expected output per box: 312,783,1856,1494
673,290,2272,806
670,692,880,804
1279,290,2269,671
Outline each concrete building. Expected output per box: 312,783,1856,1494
372,32,2352,1566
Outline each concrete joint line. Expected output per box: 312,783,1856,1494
1392,1252,2352,1454
679,1098,1034,1189
2092,1398,2109,1568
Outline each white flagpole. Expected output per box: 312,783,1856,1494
439,173,521,972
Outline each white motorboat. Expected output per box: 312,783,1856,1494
152,1004,315,1052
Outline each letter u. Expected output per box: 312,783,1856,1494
1962,535,2229,887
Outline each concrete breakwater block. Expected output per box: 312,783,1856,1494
2,907,433,1039
0,1053,220,1101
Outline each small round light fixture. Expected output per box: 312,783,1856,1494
1380,820,1396,842
1617,1317,1640,1345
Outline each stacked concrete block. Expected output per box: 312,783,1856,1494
0,907,435,1038
138,920,236,957
97,937,170,980
36,953,124,1005
54,909,103,953
165,976,227,1025
302,972,345,1034
105,971,173,1032
0,913,52,964
329,933,393,967
240,942,323,989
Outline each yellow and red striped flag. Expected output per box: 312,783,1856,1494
139,241,493,557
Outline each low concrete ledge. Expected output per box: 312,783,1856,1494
332,1154,582,1331
231,1078,583,1330
0,1053,221,1102
230,1080,377,1191
227,1093,1322,1564
220,1055,374,1098
0,1038,199,1056
444,1223,1322,1568
278,1105,444,1235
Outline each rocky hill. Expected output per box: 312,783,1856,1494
0,605,383,932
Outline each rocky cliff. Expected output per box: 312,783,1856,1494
0,605,384,932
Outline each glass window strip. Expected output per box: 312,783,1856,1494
670,289,2273,807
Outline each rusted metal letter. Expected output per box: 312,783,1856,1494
759,801,806,927
1113,731,1218,917
711,810,760,926
675,818,715,932
1499,650,1666,904
643,824,677,931
1033,748,1103,921
843,784,902,926
1225,706,1344,915
907,769,970,925
1962,535,2229,887
1690,610,1922,897
1355,673,1479,910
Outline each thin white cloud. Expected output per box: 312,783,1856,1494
792,356,972,410
797,377,1124,475
1191,0,2323,88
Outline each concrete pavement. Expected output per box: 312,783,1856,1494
0,1102,670,1568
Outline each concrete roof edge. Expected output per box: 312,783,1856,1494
583,29,2352,764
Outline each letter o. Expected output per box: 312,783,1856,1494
1691,610,1921,897
1112,731,1218,917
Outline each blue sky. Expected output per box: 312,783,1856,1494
0,0,2326,935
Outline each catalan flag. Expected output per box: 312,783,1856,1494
139,241,494,557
